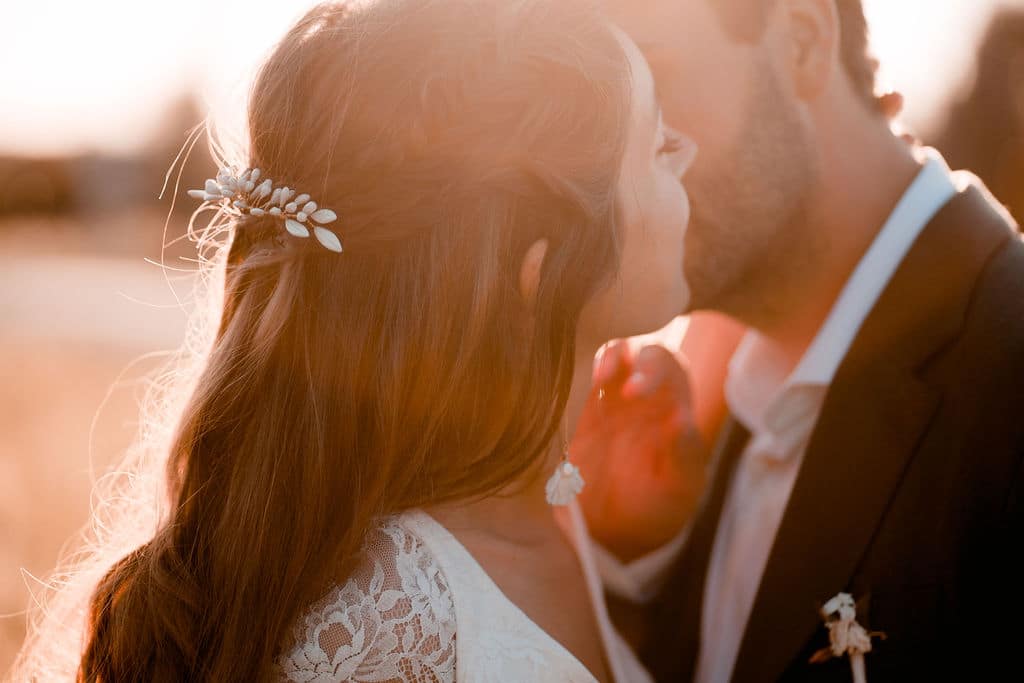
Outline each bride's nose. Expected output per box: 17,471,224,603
673,135,698,179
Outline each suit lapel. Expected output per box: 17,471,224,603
730,186,1016,682
729,347,939,682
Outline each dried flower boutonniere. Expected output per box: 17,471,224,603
810,593,886,683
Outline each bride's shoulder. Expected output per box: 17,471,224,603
277,514,457,682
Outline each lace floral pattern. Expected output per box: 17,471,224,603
278,510,653,682
277,522,457,682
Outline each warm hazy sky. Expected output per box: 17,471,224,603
2,0,1020,156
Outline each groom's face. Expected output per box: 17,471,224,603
607,0,818,317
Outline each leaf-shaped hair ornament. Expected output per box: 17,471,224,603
188,168,343,254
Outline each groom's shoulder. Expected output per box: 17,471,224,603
961,209,1024,336
912,180,1024,384
975,225,1024,303
939,180,1023,321
951,199,1024,374
929,201,1024,481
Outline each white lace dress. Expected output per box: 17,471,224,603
277,503,653,682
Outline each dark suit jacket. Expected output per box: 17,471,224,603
644,183,1024,682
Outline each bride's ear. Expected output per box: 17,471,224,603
518,239,549,308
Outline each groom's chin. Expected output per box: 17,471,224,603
678,288,693,318
681,287,721,318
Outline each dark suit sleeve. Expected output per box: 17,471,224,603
1009,449,1024,523
1006,448,1024,578
991,448,1024,661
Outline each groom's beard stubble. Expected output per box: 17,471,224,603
682,69,818,325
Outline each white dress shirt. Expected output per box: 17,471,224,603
594,150,960,683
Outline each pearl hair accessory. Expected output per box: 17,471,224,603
188,167,343,253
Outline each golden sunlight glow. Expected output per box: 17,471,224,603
1,0,1020,155
862,0,1017,129
0,0,313,156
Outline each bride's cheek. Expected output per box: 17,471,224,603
657,177,690,240
672,177,691,232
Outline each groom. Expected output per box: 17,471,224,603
579,0,1024,681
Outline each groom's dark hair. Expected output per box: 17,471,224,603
713,0,877,109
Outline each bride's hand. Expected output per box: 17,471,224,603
573,340,709,562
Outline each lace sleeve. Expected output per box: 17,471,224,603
277,522,457,682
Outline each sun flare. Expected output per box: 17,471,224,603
0,0,1017,155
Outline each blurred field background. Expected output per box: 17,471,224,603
2,0,1024,675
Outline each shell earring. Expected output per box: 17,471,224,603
545,426,585,507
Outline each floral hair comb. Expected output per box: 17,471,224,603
189,167,343,253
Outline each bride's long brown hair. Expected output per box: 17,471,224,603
13,0,631,680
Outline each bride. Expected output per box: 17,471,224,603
23,0,697,680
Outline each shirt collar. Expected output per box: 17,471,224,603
725,149,959,446
788,150,958,387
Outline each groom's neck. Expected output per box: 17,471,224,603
758,112,922,365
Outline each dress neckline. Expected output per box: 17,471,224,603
402,507,618,682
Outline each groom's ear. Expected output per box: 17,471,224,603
518,239,549,308
780,0,839,101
